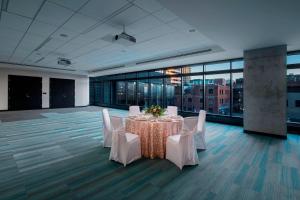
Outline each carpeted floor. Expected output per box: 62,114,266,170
0,107,299,200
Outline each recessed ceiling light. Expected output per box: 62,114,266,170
189,29,196,33
60,33,68,38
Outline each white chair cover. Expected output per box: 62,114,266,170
180,110,207,150
109,130,141,166
195,110,206,150
166,106,178,117
129,106,141,117
102,109,124,148
166,132,199,170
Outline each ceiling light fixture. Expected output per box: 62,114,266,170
59,33,68,38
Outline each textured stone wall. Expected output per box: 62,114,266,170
244,45,287,136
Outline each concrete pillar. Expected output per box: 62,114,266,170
244,45,287,137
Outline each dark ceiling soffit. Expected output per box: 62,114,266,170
90,48,212,73
136,48,212,65
0,61,76,72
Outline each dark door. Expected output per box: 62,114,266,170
8,75,42,110
50,78,75,108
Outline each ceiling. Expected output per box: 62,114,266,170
0,0,299,76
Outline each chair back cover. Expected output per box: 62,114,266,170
102,108,111,132
129,106,141,116
167,106,178,116
197,110,206,133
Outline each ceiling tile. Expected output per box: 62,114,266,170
0,12,31,32
152,8,178,23
49,0,89,11
28,20,58,37
108,5,149,26
133,0,163,13
127,15,164,34
62,13,98,34
134,24,174,43
0,28,24,41
36,2,74,26
167,18,194,33
17,33,47,51
79,0,128,20
81,23,120,41
8,0,45,18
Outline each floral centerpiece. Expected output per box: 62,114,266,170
145,105,165,117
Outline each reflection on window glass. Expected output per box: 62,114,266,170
137,80,149,108
232,73,243,116
182,64,203,74
232,60,244,69
182,75,204,112
287,54,300,65
205,62,230,72
165,77,181,109
127,81,136,105
165,68,181,76
116,81,126,105
103,81,110,105
287,69,300,123
205,74,230,115
150,79,163,106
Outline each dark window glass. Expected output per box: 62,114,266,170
126,73,137,79
205,74,230,115
116,81,126,105
149,70,164,77
165,77,181,109
287,69,300,122
150,78,163,106
295,100,300,107
182,75,204,112
103,81,110,105
138,71,148,78
232,72,243,116
127,81,136,105
205,62,230,72
137,79,149,108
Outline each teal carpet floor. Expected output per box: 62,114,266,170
0,108,300,200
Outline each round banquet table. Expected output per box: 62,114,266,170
125,117,183,159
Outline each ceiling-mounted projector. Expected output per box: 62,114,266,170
58,57,71,66
114,25,136,45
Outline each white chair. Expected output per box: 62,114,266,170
166,106,178,117
129,106,141,116
102,108,124,148
181,110,207,150
195,110,206,150
166,132,199,170
109,129,141,167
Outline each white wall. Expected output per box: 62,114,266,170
0,67,89,110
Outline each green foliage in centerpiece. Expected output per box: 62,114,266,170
145,105,165,117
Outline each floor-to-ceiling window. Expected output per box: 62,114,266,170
287,53,300,123
116,81,126,105
182,75,204,112
150,78,163,106
127,81,136,105
165,76,181,109
137,79,149,108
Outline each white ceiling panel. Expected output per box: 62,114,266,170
152,8,178,23
49,0,89,11
79,0,128,20
108,5,149,26
0,12,31,32
133,0,163,13
36,2,74,26
127,15,164,34
0,27,24,41
167,18,195,33
81,23,120,41
7,0,45,18
17,33,47,51
28,20,58,37
62,13,98,34
134,24,174,43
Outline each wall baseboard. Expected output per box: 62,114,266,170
244,129,287,139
